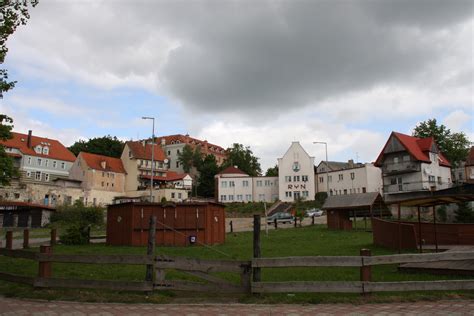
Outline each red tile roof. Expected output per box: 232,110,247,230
0,201,56,211
466,147,474,166
218,166,248,175
140,171,190,182
79,152,125,173
0,132,76,162
375,132,451,167
126,141,166,161
155,134,226,155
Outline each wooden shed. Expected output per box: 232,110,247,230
106,201,225,247
322,193,389,230
0,201,56,228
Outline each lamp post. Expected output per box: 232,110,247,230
142,116,155,202
313,141,329,194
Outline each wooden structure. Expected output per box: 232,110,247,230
0,201,55,228
106,202,225,247
322,193,389,230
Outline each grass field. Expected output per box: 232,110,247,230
0,224,473,304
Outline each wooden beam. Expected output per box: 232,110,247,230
364,251,474,266
155,257,249,273
252,256,363,268
0,248,37,260
34,278,153,292
365,280,474,292
37,254,154,265
155,280,246,293
0,272,34,285
251,281,363,293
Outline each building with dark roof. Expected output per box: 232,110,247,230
374,131,452,195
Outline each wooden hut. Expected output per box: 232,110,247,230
106,201,225,247
0,201,56,228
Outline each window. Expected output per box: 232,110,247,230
437,176,442,184
429,175,435,183
285,191,292,198
45,174,50,182
339,174,343,181
256,180,262,187
237,194,243,201
53,161,57,168
302,191,309,197
246,194,252,201
302,175,308,182
28,157,32,164
328,175,332,183
319,177,324,183
42,147,49,155
329,189,333,196
362,187,367,193
167,150,171,155
35,172,41,181
243,180,249,187
228,195,234,201
344,189,347,195
293,175,300,182
37,158,42,166
221,181,228,188
171,193,175,198
101,182,104,187
350,172,355,180
264,180,271,186
391,178,397,185
403,155,410,162
229,181,235,187
61,162,65,169
220,195,227,201
44,160,49,167
129,150,132,158
176,161,179,168
35,146,42,154
177,149,180,154
26,171,31,177
258,194,265,201
112,183,114,187
102,172,105,177
394,157,399,163
285,176,292,182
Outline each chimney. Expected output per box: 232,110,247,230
348,159,354,168
161,138,166,146
100,161,107,169
27,130,32,148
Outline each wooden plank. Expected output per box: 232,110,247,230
155,256,249,273
33,278,153,292
0,272,34,285
154,280,246,293
365,251,474,266
365,280,474,292
37,254,153,265
251,281,363,293
252,256,363,268
0,248,37,260
185,271,236,286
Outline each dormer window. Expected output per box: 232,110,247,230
42,146,49,155
35,146,42,154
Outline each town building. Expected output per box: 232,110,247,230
69,152,126,206
155,134,227,174
215,166,278,203
374,132,452,195
315,160,383,196
465,147,474,184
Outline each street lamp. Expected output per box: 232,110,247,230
313,141,329,194
142,116,155,202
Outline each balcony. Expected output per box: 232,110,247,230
382,161,420,175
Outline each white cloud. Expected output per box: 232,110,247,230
443,110,473,133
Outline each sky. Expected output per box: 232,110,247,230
0,0,473,171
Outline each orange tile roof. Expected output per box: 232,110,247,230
79,152,126,173
1,132,76,162
126,141,166,161
155,134,226,154
375,132,451,167
218,166,248,175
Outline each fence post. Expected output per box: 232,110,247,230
6,231,13,250
229,220,233,233
50,228,57,246
312,215,315,225
23,229,29,249
360,248,371,295
253,215,261,284
240,263,252,294
38,245,52,278
145,215,157,283
274,218,277,229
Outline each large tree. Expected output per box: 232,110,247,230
413,119,470,167
265,164,279,177
1,1,38,98
222,143,262,176
196,154,218,198
0,114,18,185
177,144,202,173
68,135,124,158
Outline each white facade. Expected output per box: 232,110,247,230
316,162,383,196
278,142,316,202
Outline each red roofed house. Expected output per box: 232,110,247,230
374,132,452,194
121,140,192,202
155,134,227,174
69,152,126,206
465,147,474,184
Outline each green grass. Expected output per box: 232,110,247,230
0,227,106,240
0,224,473,304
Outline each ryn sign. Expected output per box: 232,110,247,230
288,184,306,190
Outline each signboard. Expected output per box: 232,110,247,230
189,235,197,244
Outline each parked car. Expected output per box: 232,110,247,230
266,212,295,224
305,208,323,217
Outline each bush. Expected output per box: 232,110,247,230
60,225,90,245
454,202,474,223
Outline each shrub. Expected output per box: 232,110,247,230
60,225,90,245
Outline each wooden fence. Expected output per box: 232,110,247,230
1,216,474,294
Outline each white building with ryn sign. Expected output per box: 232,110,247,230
215,142,316,203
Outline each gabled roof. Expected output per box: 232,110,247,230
79,152,125,174
466,147,474,166
0,131,76,162
126,141,166,161
155,134,226,154
322,192,382,210
374,132,451,168
317,160,365,172
140,171,190,182
218,166,248,175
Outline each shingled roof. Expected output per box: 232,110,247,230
322,192,382,210
126,141,166,161
1,131,76,162
79,152,125,173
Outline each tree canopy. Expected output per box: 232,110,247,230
196,154,218,198
177,144,202,173
222,143,262,176
265,165,278,177
68,135,125,158
413,119,470,167
0,114,17,185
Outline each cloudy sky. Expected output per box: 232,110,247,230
1,0,472,170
